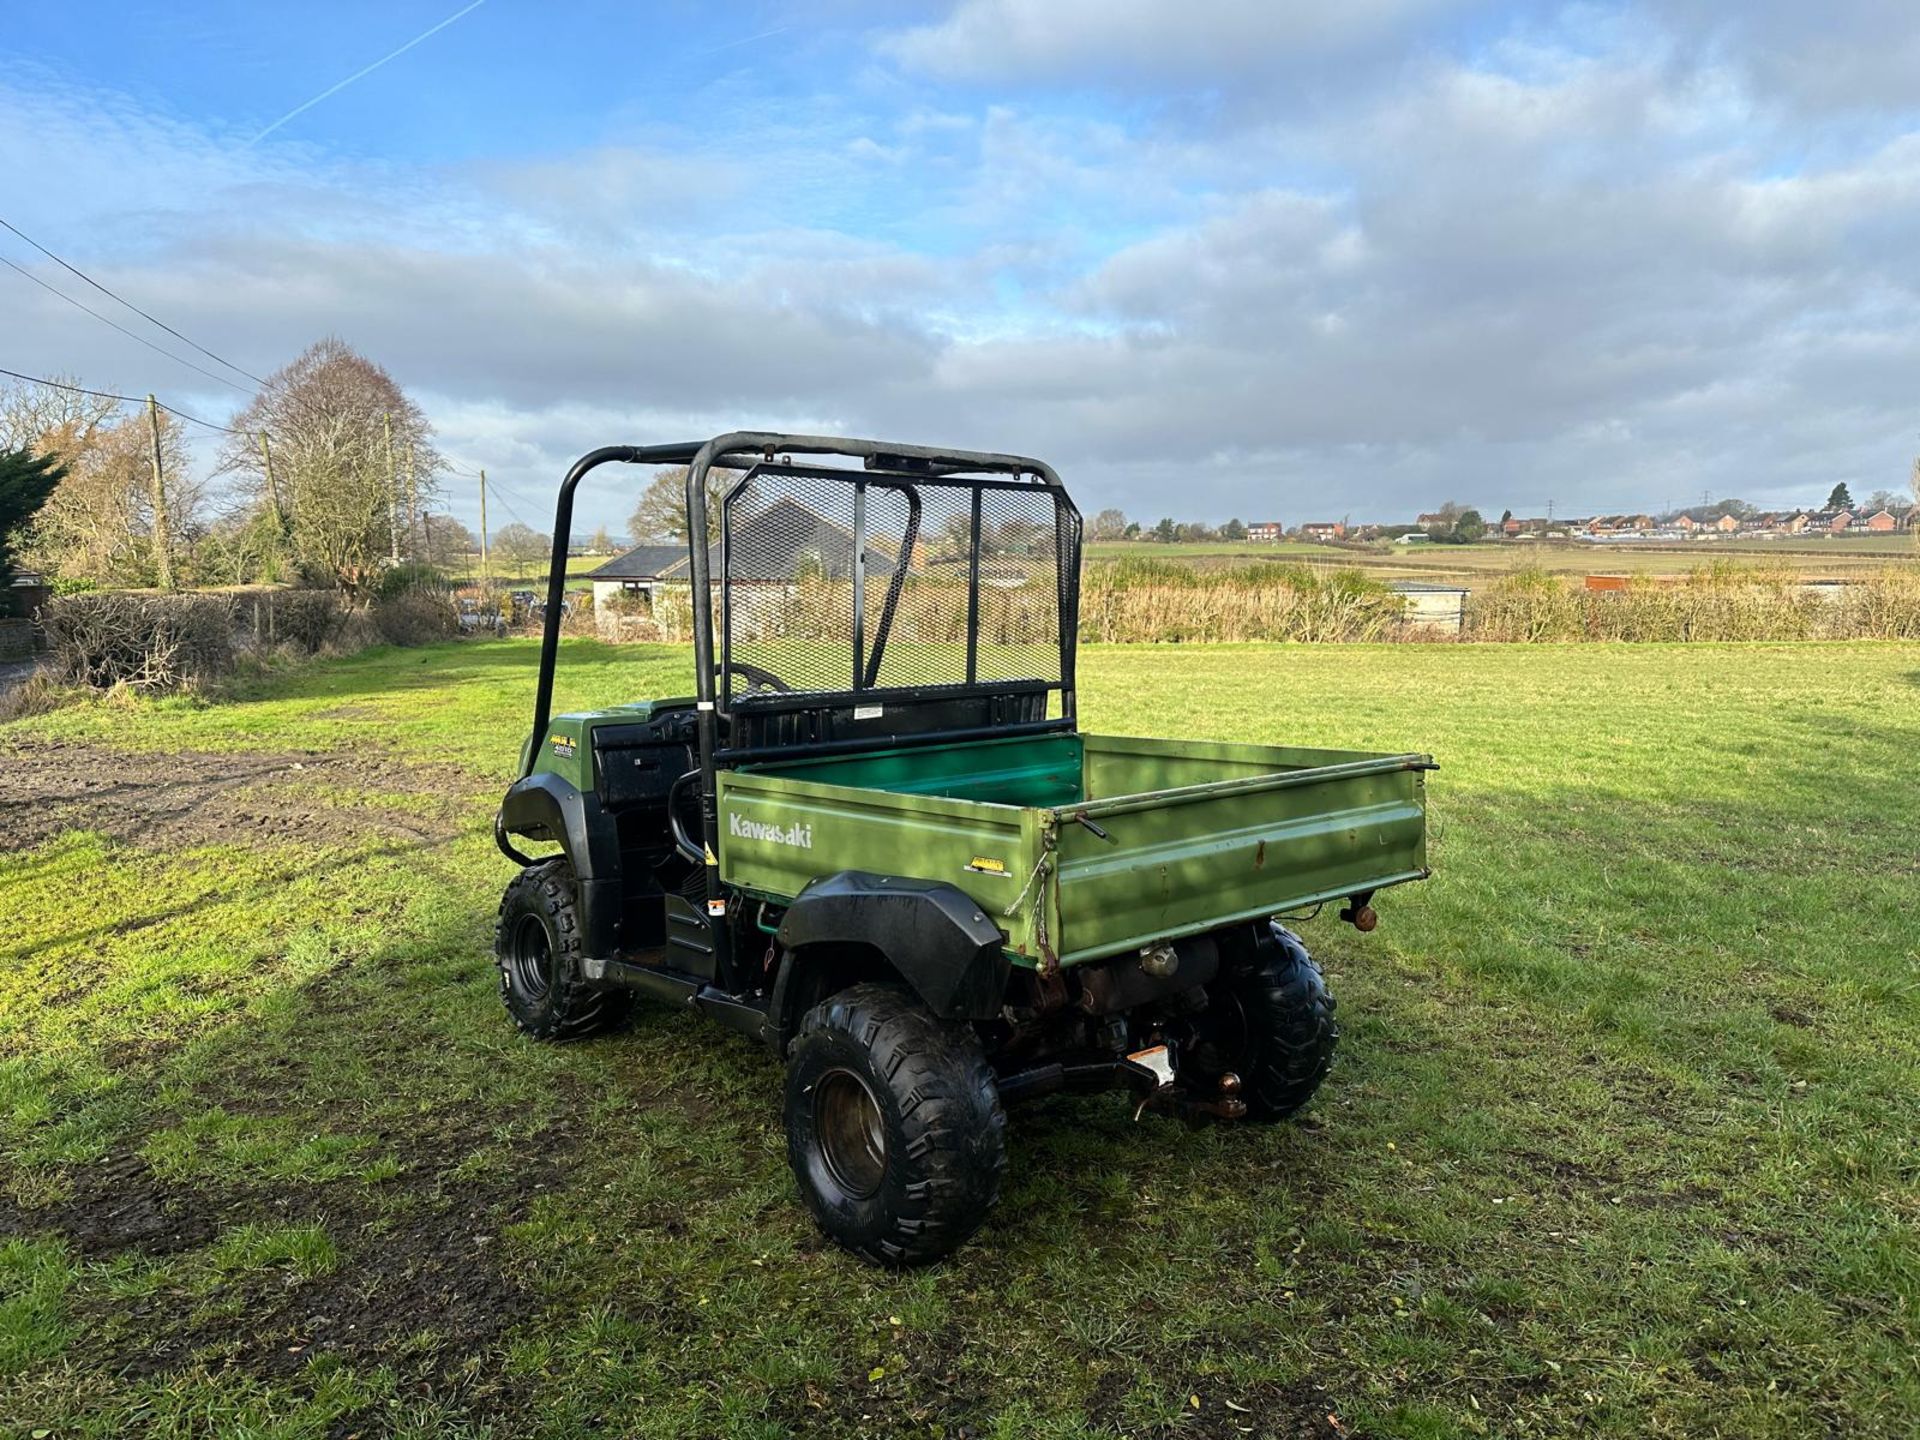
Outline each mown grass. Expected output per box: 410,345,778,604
2,638,1917,1437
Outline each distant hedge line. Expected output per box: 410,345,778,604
1463,567,1920,643
22,562,1920,701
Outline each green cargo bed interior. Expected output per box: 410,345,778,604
740,732,1361,809
741,734,1087,808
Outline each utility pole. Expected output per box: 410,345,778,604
405,440,417,560
478,468,491,585
384,411,399,563
257,431,285,531
145,395,175,590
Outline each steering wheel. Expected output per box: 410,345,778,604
715,661,792,695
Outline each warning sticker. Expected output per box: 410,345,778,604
965,856,1010,877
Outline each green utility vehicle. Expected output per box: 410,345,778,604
495,433,1433,1264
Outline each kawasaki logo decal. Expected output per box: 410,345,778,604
729,812,813,849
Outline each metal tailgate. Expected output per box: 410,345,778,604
1048,739,1431,967
715,768,1045,947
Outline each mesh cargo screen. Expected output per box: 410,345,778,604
718,466,1075,703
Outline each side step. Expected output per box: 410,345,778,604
597,958,771,1047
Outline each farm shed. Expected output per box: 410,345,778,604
1387,580,1469,633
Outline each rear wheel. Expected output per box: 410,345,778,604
495,860,628,1041
784,984,1006,1266
1186,923,1339,1121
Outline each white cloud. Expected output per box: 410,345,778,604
5,7,1920,536
880,0,1465,84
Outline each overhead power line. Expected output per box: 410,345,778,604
0,215,367,438
0,365,243,436
0,215,268,388
0,254,254,398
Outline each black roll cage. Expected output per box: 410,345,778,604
522,432,1082,970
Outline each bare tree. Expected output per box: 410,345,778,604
221,338,441,591
0,375,121,455
1090,507,1129,542
415,512,477,569
492,521,551,569
25,404,198,586
627,466,740,543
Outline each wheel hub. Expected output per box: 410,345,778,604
509,913,553,1000
814,1068,886,1198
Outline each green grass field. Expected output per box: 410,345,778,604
3,639,1916,1437
1088,535,1919,584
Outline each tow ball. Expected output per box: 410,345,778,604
1123,1043,1248,1124
1339,892,1378,931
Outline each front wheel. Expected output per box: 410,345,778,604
784,984,1006,1266
494,859,628,1041
1186,923,1339,1121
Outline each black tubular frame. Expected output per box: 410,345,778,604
524,442,702,771
521,431,1082,985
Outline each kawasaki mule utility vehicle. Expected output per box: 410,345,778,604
495,433,1433,1264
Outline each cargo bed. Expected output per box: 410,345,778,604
717,733,1432,968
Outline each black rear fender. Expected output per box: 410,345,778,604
769,871,1011,1047
498,773,623,957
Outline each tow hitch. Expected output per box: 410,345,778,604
996,1045,1249,1124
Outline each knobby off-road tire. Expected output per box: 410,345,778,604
495,859,629,1041
784,983,1006,1266
1205,923,1340,1122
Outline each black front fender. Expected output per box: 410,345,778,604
773,870,1011,1025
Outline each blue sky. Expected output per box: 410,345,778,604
5,1,1920,535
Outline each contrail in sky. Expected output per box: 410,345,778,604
248,0,487,145
692,25,789,58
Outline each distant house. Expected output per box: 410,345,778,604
1586,514,1656,537
1414,513,1449,528
1860,509,1898,533
588,542,696,620
1245,521,1284,543
1780,512,1811,534
1501,516,1522,536
1669,511,1740,534
586,497,895,637
1825,510,1854,533
1299,521,1346,541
